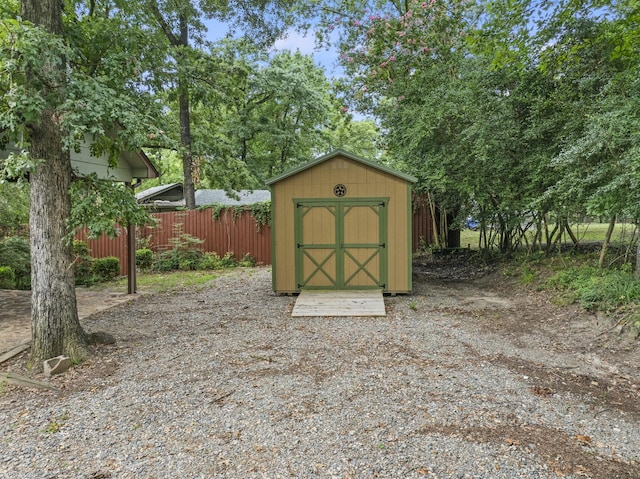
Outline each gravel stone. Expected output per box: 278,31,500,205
1,266,639,478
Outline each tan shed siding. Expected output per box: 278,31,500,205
387,180,410,292
272,155,411,292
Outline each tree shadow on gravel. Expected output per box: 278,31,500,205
416,421,640,479
412,252,640,478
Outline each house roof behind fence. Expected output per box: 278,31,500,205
136,184,270,210
136,183,184,202
196,189,271,206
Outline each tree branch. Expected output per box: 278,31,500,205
147,0,180,46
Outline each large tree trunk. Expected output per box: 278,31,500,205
177,15,196,209
149,3,196,209
179,84,196,209
22,0,88,363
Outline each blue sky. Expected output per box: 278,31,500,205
204,20,343,78
272,30,343,77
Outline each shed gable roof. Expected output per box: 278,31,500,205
265,149,417,186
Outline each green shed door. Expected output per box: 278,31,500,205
295,199,388,290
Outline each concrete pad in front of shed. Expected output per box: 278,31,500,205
292,290,386,317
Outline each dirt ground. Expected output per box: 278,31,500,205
409,253,640,477
0,289,138,355
413,252,640,408
2,256,639,478
419,262,639,417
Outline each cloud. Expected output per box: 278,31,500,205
272,29,343,76
273,30,317,55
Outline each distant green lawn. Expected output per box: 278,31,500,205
460,223,637,250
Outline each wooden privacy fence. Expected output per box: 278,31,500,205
77,204,435,276
76,209,272,275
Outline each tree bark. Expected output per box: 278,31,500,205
148,2,196,209
426,191,439,248
179,78,196,209
22,0,88,363
598,215,617,269
635,222,640,279
564,220,578,246
177,14,196,209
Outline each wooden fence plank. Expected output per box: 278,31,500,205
78,204,433,275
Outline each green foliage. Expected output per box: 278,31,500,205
0,183,29,237
136,248,154,271
239,253,255,267
330,117,386,160
248,202,271,230
518,265,538,285
152,246,207,272
151,250,180,272
92,257,120,282
170,233,204,270
178,250,203,271
73,241,121,285
0,236,30,289
219,252,238,268
323,0,640,256
209,201,272,231
219,251,238,268
68,175,155,241
547,265,640,311
198,252,221,270
0,266,15,289
0,19,66,141
72,240,94,286
0,9,164,166
151,231,205,272
72,240,90,257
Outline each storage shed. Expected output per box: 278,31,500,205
266,149,416,294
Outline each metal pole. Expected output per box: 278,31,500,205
126,182,137,294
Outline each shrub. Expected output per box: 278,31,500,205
177,248,203,270
0,266,16,289
137,234,153,250
0,236,31,289
72,240,90,257
136,248,154,271
152,249,179,272
151,233,205,272
199,252,221,270
92,257,120,282
219,251,237,268
73,240,94,286
239,253,255,267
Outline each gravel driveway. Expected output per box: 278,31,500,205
1,264,639,478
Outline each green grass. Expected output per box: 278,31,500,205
89,269,224,294
460,222,636,250
546,264,640,311
503,252,640,331
570,222,637,243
